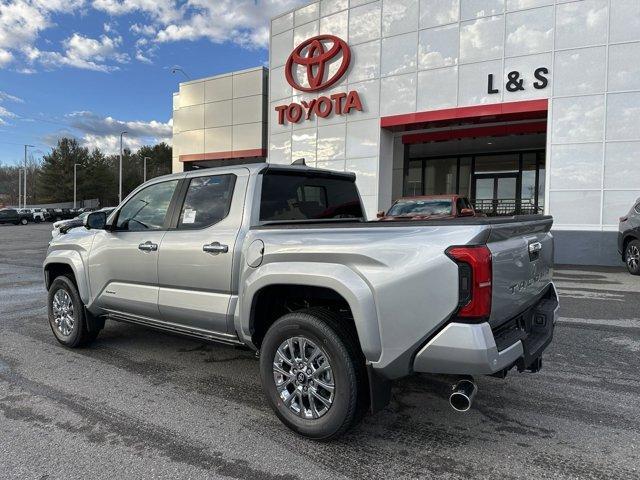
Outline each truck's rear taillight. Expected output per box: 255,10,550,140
446,245,492,320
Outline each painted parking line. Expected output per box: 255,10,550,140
557,317,640,329
556,289,626,301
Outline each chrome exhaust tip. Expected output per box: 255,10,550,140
449,379,477,412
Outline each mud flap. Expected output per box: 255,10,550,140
367,365,392,414
84,307,105,333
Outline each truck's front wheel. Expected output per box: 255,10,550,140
47,275,100,348
259,309,366,440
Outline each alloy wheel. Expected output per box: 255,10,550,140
272,336,335,419
627,245,640,271
52,289,75,337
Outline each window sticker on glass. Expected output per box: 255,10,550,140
182,208,197,224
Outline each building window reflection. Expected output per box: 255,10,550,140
403,149,545,215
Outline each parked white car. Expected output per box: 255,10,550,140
51,208,114,238
26,208,46,222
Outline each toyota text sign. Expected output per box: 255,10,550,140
275,35,363,125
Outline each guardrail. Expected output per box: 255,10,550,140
472,199,542,216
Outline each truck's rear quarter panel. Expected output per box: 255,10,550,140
241,223,488,377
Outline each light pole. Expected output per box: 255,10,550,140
18,169,22,208
170,66,190,80
143,156,151,183
118,131,128,204
24,144,34,208
74,163,81,209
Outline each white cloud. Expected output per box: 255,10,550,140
153,0,305,49
0,89,22,124
0,1,131,72
0,0,86,68
26,33,129,72
0,90,23,103
65,33,129,64
130,23,155,36
0,0,307,72
0,48,13,66
92,0,181,24
61,111,172,153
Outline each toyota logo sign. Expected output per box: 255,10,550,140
275,34,362,125
285,34,351,92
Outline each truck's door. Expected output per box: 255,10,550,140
157,169,248,334
89,179,180,319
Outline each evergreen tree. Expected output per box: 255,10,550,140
36,138,90,203
80,149,118,207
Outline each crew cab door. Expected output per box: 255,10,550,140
157,170,247,334
88,179,181,319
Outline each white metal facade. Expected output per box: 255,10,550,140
267,0,640,239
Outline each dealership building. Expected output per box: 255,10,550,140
171,0,640,265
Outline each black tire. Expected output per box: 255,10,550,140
47,275,100,347
259,308,366,440
20,218,28,225
624,239,640,275
34,217,41,223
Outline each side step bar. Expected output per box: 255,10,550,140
106,313,243,346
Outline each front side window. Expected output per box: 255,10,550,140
177,174,236,229
116,180,179,231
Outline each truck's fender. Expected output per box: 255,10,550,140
237,262,382,363
43,251,90,305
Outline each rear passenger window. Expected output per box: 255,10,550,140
177,174,236,229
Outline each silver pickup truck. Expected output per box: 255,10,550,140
43,163,558,440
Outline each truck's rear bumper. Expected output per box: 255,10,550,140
413,284,559,375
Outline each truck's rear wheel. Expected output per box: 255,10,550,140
47,275,100,348
625,239,640,275
259,309,366,440
20,218,28,225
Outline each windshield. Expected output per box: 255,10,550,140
387,199,453,216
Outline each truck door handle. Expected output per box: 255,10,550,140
138,241,158,252
203,242,228,254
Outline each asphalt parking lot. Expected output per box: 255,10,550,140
0,223,638,479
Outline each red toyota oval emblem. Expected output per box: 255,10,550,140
285,34,351,93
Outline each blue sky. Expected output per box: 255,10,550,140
0,0,305,166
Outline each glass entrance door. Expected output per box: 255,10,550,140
403,149,545,216
474,174,518,215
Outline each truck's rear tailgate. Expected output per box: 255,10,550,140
486,216,554,328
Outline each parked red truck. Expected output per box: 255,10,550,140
377,195,481,221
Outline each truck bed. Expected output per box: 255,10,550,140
253,214,552,229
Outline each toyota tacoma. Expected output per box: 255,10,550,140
43,163,558,440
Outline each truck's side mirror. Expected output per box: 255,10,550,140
459,208,474,217
85,211,107,230
376,210,385,218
